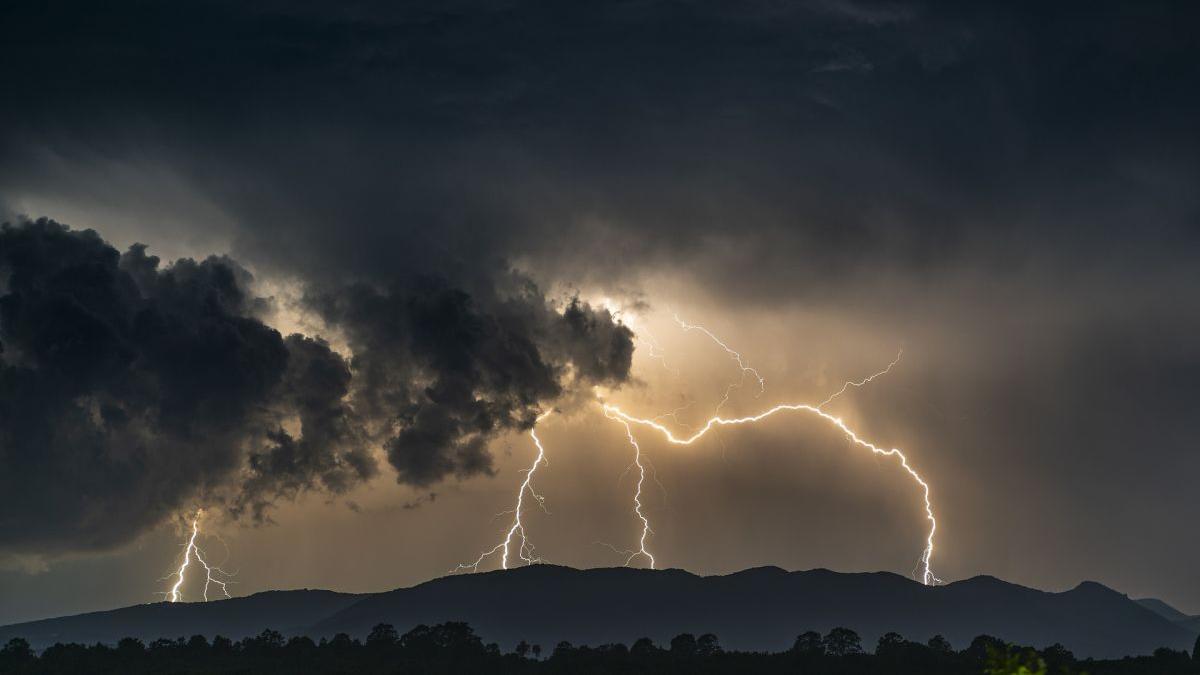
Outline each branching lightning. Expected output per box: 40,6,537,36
673,313,765,411
454,410,554,573
599,315,762,568
163,510,235,602
601,401,941,585
637,328,680,377
819,349,903,410
603,410,656,569
449,308,940,588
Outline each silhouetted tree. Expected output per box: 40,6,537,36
431,622,484,653
631,637,658,656
251,628,285,649
287,635,316,649
148,637,177,653
211,635,233,655
928,634,953,654
327,632,357,657
823,627,862,656
1041,642,1075,672
792,630,824,656
876,631,906,656
0,638,34,670
366,622,399,647
286,634,317,659
1194,633,1200,662
697,633,722,657
552,641,573,659
41,642,90,671
116,636,145,656
1152,646,1193,669
4,620,1193,675
984,644,1046,675
969,634,1008,661
531,643,542,660
670,632,698,657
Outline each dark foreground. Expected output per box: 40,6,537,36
3,622,1199,675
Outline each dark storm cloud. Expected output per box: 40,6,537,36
309,282,631,486
0,220,375,552
3,1,1195,295
0,216,631,554
233,334,376,522
0,0,1198,608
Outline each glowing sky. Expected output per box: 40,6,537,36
1,1,1199,624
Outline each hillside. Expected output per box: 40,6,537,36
3,567,1196,659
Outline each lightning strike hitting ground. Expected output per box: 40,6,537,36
164,511,234,602
601,401,941,585
454,411,554,573
452,311,933,585
600,315,762,569
819,350,904,409
603,409,657,569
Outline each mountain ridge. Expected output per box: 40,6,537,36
2,566,1195,659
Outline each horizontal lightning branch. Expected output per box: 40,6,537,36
601,401,941,586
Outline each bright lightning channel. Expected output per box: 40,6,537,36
454,410,554,573
819,349,903,409
164,510,234,602
601,401,941,586
673,313,765,411
599,316,764,568
603,411,656,569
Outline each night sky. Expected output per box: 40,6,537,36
2,1,1198,625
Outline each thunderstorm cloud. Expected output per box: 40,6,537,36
0,220,632,554
0,0,1198,619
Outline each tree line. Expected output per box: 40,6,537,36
2,621,1198,674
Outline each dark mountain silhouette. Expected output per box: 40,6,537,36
1137,598,1200,637
1137,597,1195,623
0,590,357,649
2,567,1196,659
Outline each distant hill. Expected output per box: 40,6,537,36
1136,597,1194,623
0,590,357,649
1136,597,1200,638
3,567,1196,659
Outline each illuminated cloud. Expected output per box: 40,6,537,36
0,220,633,554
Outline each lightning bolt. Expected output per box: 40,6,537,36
604,410,656,568
454,410,554,573
819,349,903,409
450,309,937,587
599,316,756,568
601,401,941,585
163,510,235,602
638,328,680,377
674,313,765,411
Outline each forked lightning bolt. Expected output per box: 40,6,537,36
601,315,761,568
674,313,764,411
164,510,234,602
454,411,554,573
601,401,941,585
449,312,938,586
603,411,656,568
